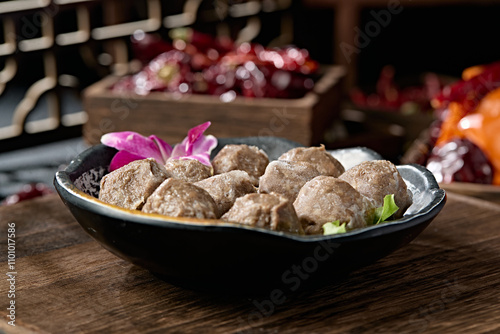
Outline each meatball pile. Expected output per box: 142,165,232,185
98,144,412,235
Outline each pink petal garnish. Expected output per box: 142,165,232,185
188,135,218,165
170,144,186,159
101,131,165,164
171,123,217,166
185,122,212,155
109,150,144,172
149,135,173,162
171,135,217,166
172,121,212,156
192,134,218,154
180,154,212,166
101,122,216,170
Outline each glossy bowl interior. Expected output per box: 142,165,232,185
54,137,446,292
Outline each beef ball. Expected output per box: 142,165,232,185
99,158,168,210
142,178,217,219
339,160,412,218
258,160,322,202
222,193,303,234
293,176,376,235
278,145,345,177
194,170,256,217
164,158,212,183
212,144,269,185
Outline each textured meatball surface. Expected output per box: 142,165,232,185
164,158,212,183
222,193,303,234
142,178,217,219
339,160,412,218
212,144,269,185
195,170,256,217
99,158,168,210
293,176,376,234
278,145,345,177
259,160,321,202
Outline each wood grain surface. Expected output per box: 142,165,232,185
1,193,499,334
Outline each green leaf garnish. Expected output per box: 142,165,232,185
374,194,399,225
323,220,347,235
323,195,399,235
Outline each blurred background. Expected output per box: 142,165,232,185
1,0,500,201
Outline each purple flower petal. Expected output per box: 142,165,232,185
101,131,165,163
171,122,217,166
190,134,218,165
185,122,211,155
188,121,210,142
182,154,212,166
192,134,218,154
171,134,217,166
170,142,187,158
149,135,173,162
109,150,144,172
101,123,215,170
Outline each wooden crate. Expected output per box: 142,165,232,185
82,66,346,146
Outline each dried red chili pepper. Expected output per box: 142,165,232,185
432,61,500,114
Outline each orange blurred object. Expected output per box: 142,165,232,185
435,101,466,146
431,62,500,184
459,87,500,185
461,65,485,81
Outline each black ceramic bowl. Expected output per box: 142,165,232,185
54,137,446,292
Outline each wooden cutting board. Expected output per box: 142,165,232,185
1,193,499,333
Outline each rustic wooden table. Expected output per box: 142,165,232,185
1,192,499,333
